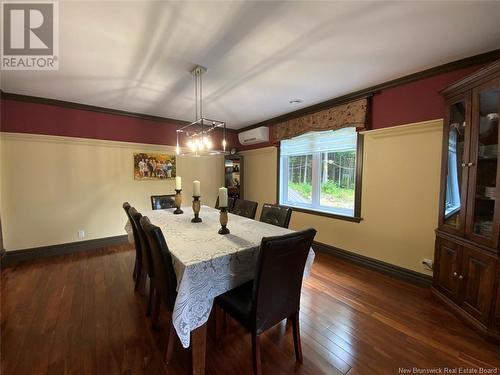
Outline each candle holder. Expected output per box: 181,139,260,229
174,189,183,214
191,196,202,223
218,207,230,235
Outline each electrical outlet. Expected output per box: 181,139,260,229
422,258,433,270
78,230,85,240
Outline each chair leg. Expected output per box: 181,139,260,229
151,290,161,330
251,332,262,375
164,313,175,365
291,312,303,363
146,281,154,317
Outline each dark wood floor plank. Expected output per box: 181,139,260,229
2,246,499,375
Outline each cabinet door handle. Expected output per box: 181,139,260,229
458,275,464,280
461,163,466,167
467,162,474,167
453,272,458,277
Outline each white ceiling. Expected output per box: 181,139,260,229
1,1,500,129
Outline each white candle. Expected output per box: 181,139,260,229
193,180,201,196
219,187,228,207
175,176,182,190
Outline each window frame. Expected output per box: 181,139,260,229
276,131,364,223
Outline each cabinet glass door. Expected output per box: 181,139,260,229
440,96,469,233
467,79,500,246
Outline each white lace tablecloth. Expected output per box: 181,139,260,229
125,205,315,348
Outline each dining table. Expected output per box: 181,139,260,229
125,205,315,375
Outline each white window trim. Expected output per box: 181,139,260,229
279,132,359,218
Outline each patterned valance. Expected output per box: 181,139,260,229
271,97,369,142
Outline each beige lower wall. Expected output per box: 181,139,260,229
241,119,443,275
0,133,224,251
240,146,278,220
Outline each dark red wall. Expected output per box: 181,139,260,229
0,99,239,148
0,63,485,149
371,65,480,129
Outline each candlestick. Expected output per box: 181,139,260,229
218,207,230,235
193,180,201,197
174,189,183,214
191,196,202,223
175,176,182,190
219,187,228,208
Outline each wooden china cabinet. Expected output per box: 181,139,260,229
433,60,500,341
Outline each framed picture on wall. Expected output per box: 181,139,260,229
133,153,176,180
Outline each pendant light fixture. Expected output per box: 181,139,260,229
176,65,227,156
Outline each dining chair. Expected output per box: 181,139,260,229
259,204,292,229
151,194,176,210
128,207,148,294
123,203,144,291
215,228,316,375
128,207,155,316
231,199,258,219
140,216,178,365
215,196,236,211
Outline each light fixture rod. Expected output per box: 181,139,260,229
194,70,198,120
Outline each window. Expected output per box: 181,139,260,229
444,127,461,218
279,128,362,220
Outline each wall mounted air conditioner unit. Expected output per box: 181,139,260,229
238,126,269,145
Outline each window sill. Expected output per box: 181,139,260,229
282,205,363,223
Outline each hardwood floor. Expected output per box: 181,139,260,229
2,244,499,374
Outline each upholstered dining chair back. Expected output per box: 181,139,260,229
124,203,142,264
123,202,131,215
228,197,236,212
252,228,316,334
140,216,178,311
128,207,154,278
151,195,176,210
123,202,133,240
232,199,258,219
259,204,292,229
